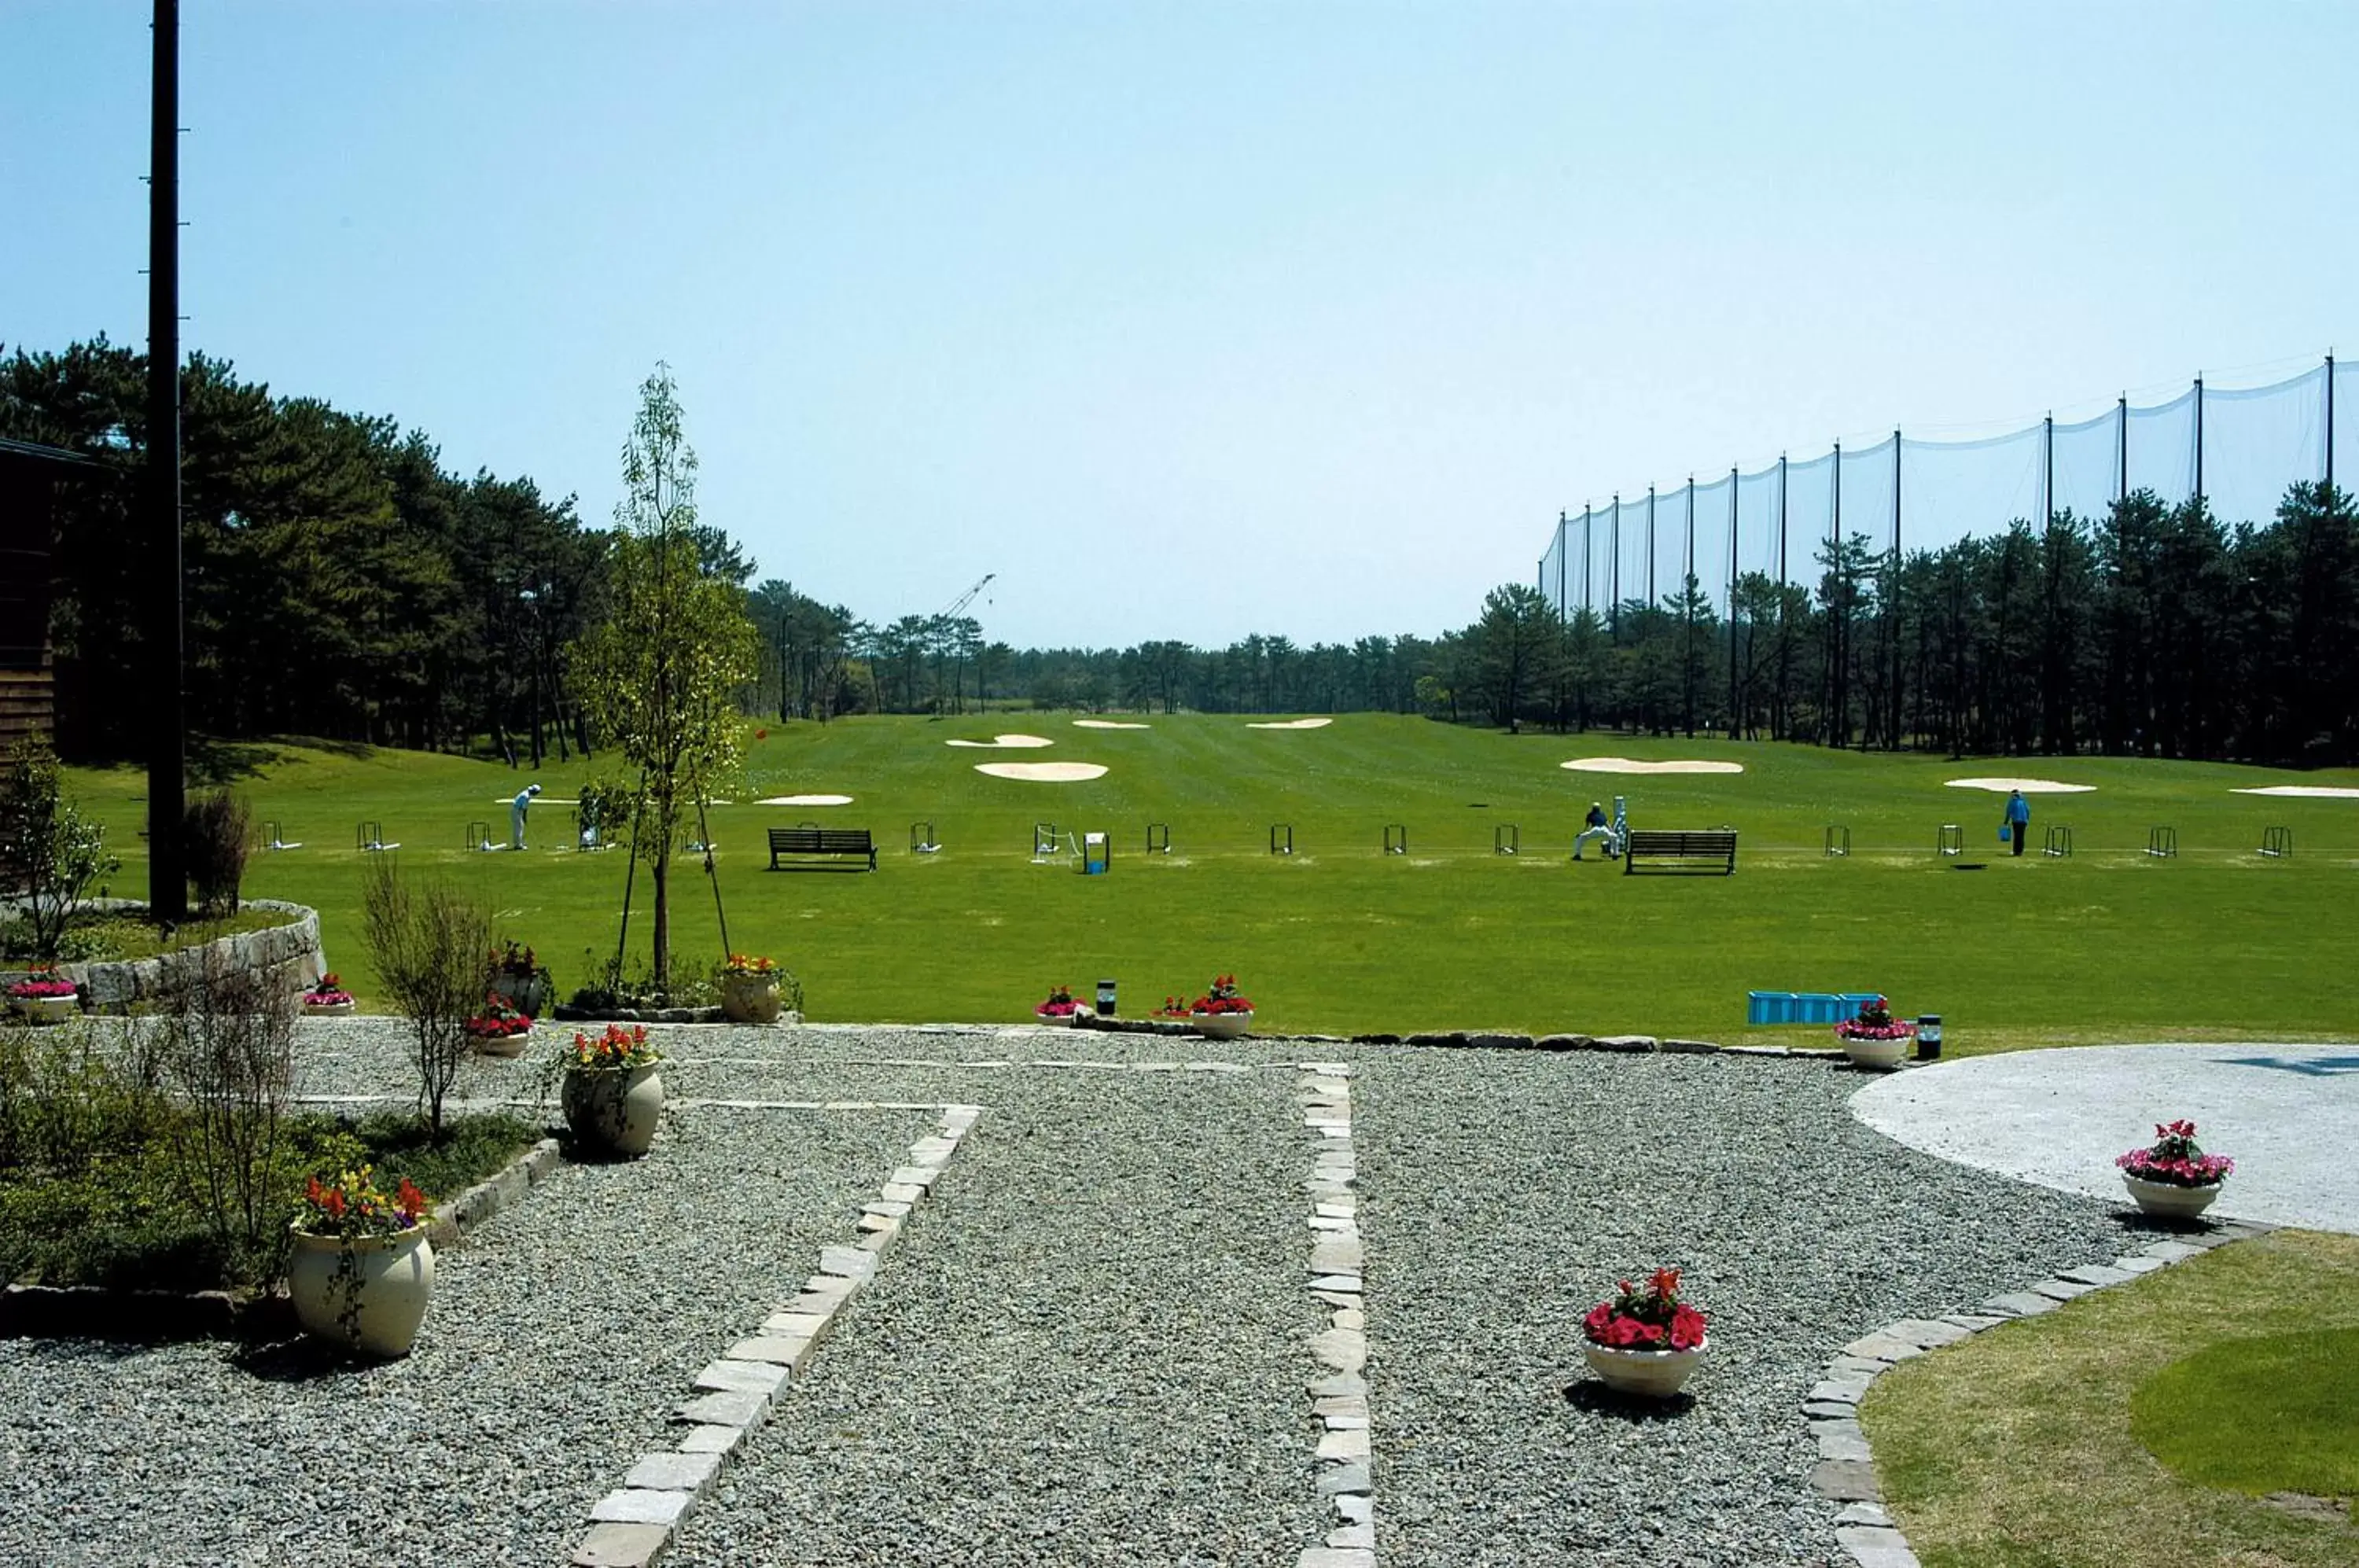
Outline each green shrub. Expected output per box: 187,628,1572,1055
182,790,252,916
0,738,118,959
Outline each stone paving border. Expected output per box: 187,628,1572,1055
565,1102,983,1568
1297,1061,1375,1568
1801,1216,2280,1568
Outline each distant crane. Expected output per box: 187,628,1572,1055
936,572,995,621
930,573,995,714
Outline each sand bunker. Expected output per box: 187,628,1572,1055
1945,777,2097,794
1073,720,1150,731
1247,717,1333,730
946,734,1055,749
756,793,854,807
973,762,1108,782
1559,758,1745,775
2232,785,2359,799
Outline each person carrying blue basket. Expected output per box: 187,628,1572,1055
2004,789,2030,856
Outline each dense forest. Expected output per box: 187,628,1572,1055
7,338,2355,766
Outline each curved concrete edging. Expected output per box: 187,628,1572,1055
13,898,325,1014
1801,1220,2276,1568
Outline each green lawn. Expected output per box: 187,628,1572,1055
2131,1325,2359,1500
1863,1230,2359,1566
57,715,2359,1043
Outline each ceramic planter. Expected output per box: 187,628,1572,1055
487,973,551,1019
1838,1034,1911,1070
1192,1010,1253,1040
1583,1338,1707,1398
469,1025,531,1058
2123,1173,2223,1220
287,1226,436,1358
9,994,79,1025
1032,1009,1081,1027
302,999,356,1018
562,1061,664,1157
721,974,782,1025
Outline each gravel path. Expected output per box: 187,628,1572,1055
1353,1047,2133,1568
0,1021,2147,1567
664,1043,1326,1567
0,1021,931,1568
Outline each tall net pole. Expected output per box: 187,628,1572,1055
1646,484,1658,607
2193,376,2205,506
2327,353,2336,494
1610,494,1621,640
1890,430,1902,750
1726,467,1739,739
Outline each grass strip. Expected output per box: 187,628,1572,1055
1860,1229,2359,1566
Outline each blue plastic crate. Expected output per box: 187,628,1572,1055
1746,991,1798,1025
1794,992,1842,1025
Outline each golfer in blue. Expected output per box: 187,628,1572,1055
2004,789,2030,856
510,782,543,850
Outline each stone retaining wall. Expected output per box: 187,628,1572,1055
2,899,324,1014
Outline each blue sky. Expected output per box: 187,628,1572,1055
9,2,2357,648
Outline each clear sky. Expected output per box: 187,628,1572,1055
9,2,2357,650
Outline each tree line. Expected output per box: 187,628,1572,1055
10,336,2351,764
1467,482,2359,764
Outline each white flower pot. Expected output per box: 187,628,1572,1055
469,1029,531,1058
1192,1010,1253,1040
2123,1173,2223,1220
302,999,355,1018
9,995,79,1025
1840,1035,1911,1070
563,1062,664,1158
1584,1338,1708,1398
1032,1010,1080,1027
288,1226,436,1358
722,974,782,1025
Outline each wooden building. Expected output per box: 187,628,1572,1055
0,437,96,756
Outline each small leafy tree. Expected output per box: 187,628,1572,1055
156,946,297,1276
359,858,490,1137
569,367,759,988
0,738,118,958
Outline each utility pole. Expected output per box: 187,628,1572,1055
148,0,187,921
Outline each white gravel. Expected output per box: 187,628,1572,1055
1851,1042,2359,1233
0,1021,2147,1567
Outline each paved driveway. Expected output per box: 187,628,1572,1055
1850,1042,2359,1234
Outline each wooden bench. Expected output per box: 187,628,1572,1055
1622,829,1737,875
767,826,878,871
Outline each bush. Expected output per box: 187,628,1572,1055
361,858,491,1136
0,737,119,959
0,1014,168,1178
154,947,298,1269
182,790,252,916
